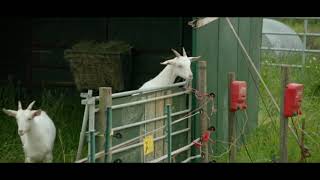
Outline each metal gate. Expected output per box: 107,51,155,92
261,17,320,67
76,81,203,163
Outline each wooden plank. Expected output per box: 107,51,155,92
155,91,165,159
236,18,251,146
144,93,156,161
248,18,262,131
164,90,172,160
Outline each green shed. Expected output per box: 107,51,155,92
192,18,262,153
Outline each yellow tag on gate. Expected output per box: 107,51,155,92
143,135,154,155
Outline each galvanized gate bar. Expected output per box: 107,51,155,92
111,127,191,153
111,90,190,110
262,32,320,37
148,138,201,163
181,154,202,163
91,81,188,100
261,62,303,68
261,47,320,53
75,127,191,163
112,108,191,132
93,90,191,112
112,128,190,155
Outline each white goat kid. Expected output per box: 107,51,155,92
139,47,201,90
2,101,56,163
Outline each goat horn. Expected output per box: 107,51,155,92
27,101,36,110
18,101,22,110
171,49,181,57
182,47,187,57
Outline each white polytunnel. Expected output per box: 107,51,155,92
262,18,304,55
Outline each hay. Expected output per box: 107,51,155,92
64,41,132,91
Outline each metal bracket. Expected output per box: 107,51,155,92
81,90,95,105
188,17,219,29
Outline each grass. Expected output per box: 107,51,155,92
210,52,320,163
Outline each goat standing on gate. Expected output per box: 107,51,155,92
139,47,201,90
2,101,56,163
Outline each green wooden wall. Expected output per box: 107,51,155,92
192,17,262,154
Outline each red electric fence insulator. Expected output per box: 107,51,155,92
230,81,247,112
284,83,304,118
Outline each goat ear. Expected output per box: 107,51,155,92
189,56,201,62
2,108,17,117
160,59,176,65
31,109,42,119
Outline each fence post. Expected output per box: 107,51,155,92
166,104,172,163
198,60,208,163
97,87,108,162
102,87,112,163
280,66,289,163
87,90,96,163
228,72,236,162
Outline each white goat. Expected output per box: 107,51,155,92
2,101,56,163
139,47,201,90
